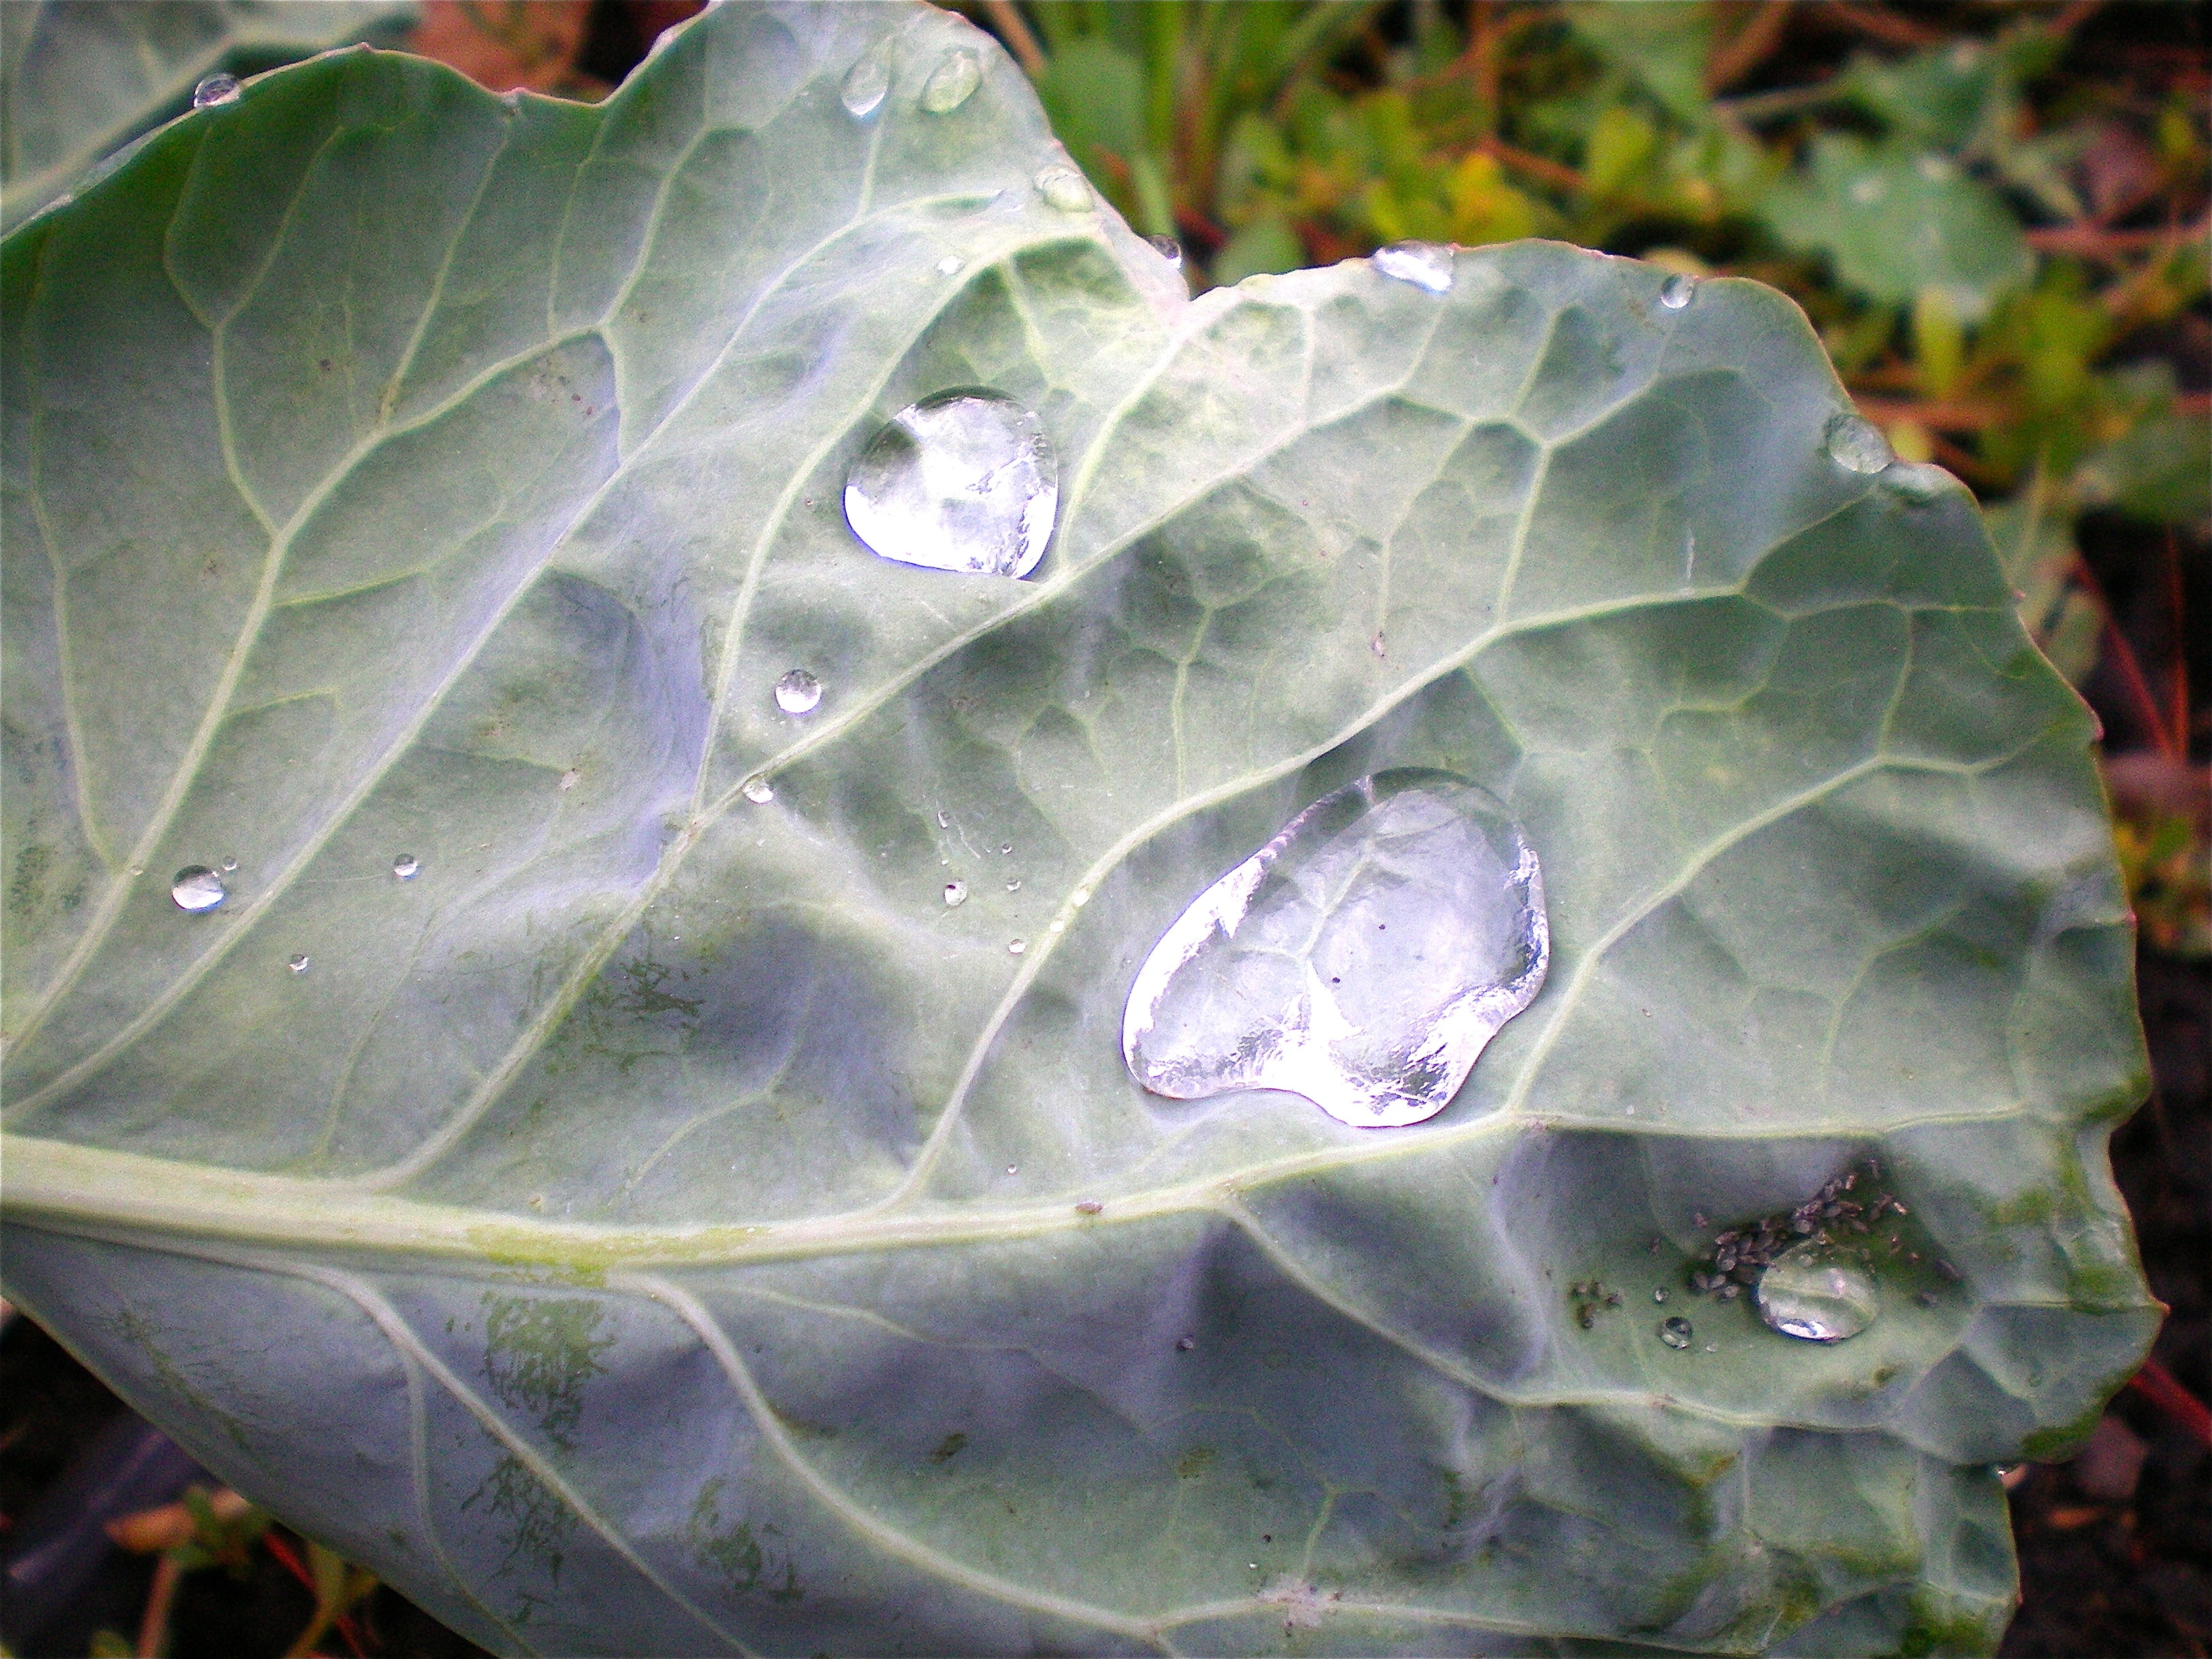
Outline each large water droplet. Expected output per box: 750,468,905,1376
1659,1316,1694,1349
1035,165,1092,212
1122,770,1548,1128
1755,1243,1879,1342
1658,272,1696,310
840,44,892,118
192,73,239,108
171,867,226,912
1372,241,1454,294
1824,411,1893,474
1147,234,1184,270
392,853,419,881
775,669,823,715
844,391,1058,578
944,880,968,907
919,49,979,114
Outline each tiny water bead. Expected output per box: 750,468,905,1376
1755,1243,1879,1343
839,44,891,118
1123,770,1548,1128
170,867,226,913
1035,166,1092,212
1658,272,1696,310
844,392,1057,578
1147,234,1184,270
192,73,239,108
1372,241,1454,294
287,954,310,973
1005,878,1021,892
1659,1317,1694,1350
935,255,963,276
1825,411,1893,474
392,854,419,881
774,668,823,716
1008,938,1027,956
741,774,775,805
918,49,979,114
943,880,968,907
220,856,239,873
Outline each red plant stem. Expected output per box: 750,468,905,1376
136,1555,182,1658
2071,554,2181,760
262,1532,368,1659
2129,1357,2212,1448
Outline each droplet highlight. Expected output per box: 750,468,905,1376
1659,1316,1694,1350
918,49,979,114
943,880,968,907
1824,411,1893,474
1147,234,1184,270
1755,1243,1879,1343
935,255,963,276
287,954,310,973
741,774,775,805
1035,165,1091,212
1658,272,1695,310
774,669,823,716
844,391,1058,578
840,43,892,119
1123,769,1548,1128
392,854,419,881
220,857,239,873
170,867,226,913
192,73,239,108
1008,938,1027,956
1372,241,1454,294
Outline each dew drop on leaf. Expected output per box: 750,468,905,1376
1008,938,1026,955
943,880,967,907
1147,234,1183,270
1755,1242,1879,1342
1659,1317,1694,1349
392,853,419,880
1035,165,1091,211
843,392,1058,578
170,867,226,913
774,668,823,715
918,49,979,114
287,954,310,973
1123,770,1547,1128
1658,273,1695,310
1005,878,1021,892
1824,412,1893,474
1372,241,1454,293
935,255,962,276
192,73,239,108
741,774,775,804
220,856,239,873
1883,462,1950,504
839,43,891,119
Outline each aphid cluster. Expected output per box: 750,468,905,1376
1567,1279,1623,1329
1682,1162,1949,1303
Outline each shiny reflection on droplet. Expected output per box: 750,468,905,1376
741,775,775,804
1824,411,1893,474
287,954,310,973
935,255,963,276
1756,1243,1879,1343
919,49,979,114
844,391,1057,578
840,43,892,119
944,880,968,907
1372,241,1454,293
220,857,239,873
1658,272,1695,310
392,854,420,881
1147,234,1184,270
171,867,226,912
774,669,823,716
192,73,240,108
1035,165,1091,212
1659,1317,1693,1349
1008,938,1027,955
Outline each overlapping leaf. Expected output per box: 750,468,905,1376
0,5,2154,1654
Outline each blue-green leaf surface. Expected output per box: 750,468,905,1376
1,5,2155,1655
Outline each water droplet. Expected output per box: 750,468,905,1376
1883,461,1950,504
392,854,419,881
170,867,226,912
1653,1288,1670,1303
287,953,310,973
1035,165,1092,212
1071,885,1092,906
1658,273,1695,310
944,880,968,907
220,856,239,873
1824,411,1893,475
1147,234,1184,270
840,43,892,119
936,810,952,829
1176,1334,1196,1352
742,774,775,805
919,49,979,114
1006,878,1021,892
1755,1243,1879,1342
1123,769,1548,1128
1659,1316,1694,1349
844,391,1058,578
1000,843,1014,855
1372,241,1454,293
935,255,963,276
192,73,239,108
1006,1164,1019,1174
774,668,823,715
1008,937,1027,955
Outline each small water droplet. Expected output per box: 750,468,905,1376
844,391,1058,578
1035,165,1092,212
392,854,419,881
170,867,226,912
1008,938,1027,956
774,668,823,715
192,73,239,108
742,774,775,804
936,811,952,829
1006,1164,1019,1174
919,49,979,114
1824,411,1893,474
1124,771,1547,1128
1000,842,1014,855
1175,1335,1196,1352
287,953,310,973
840,43,892,118
1071,885,1092,906
220,857,239,873
1755,1242,1879,1342
1654,1288,1669,1303
1147,234,1184,270
1372,241,1454,293
1006,878,1021,892
1658,272,1695,310
559,768,581,790
1883,461,1950,503
935,255,963,276
1659,1316,1693,1349
944,880,968,907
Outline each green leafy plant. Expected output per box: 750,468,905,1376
0,4,2160,1654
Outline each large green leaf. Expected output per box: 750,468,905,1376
0,0,415,232
0,5,2154,1654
